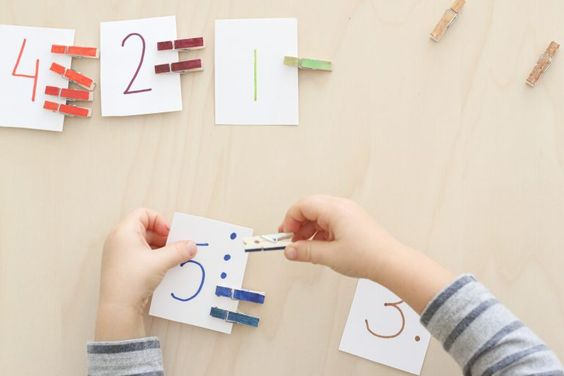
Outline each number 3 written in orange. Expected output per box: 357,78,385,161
365,300,421,342
12,38,39,102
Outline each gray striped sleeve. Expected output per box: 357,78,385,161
87,336,164,376
420,274,563,375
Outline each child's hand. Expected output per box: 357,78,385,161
280,195,455,313
95,208,197,341
279,195,404,280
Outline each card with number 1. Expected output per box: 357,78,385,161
100,16,182,117
214,18,299,125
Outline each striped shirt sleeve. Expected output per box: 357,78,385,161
420,274,564,376
87,336,164,376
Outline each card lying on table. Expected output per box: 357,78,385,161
0,25,74,131
339,279,431,375
214,18,299,125
100,16,182,117
149,213,253,334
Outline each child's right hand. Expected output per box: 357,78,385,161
280,195,455,313
279,195,407,281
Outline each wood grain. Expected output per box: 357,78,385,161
0,1,563,375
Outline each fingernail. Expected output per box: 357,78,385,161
186,241,197,257
285,245,297,260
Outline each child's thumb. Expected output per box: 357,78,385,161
156,241,198,271
284,240,334,266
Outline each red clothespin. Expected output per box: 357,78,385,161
49,62,95,91
45,85,93,101
154,59,202,74
51,44,99,58
157,37,204,51
43,100,91,118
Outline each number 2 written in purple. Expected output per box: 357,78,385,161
121,32,152,95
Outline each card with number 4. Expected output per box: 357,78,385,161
0,25,74,131
100,16,182,117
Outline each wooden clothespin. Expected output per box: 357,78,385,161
157,37,204,51
43,100,91,118
284,56,332,71
215,285,266,304
45,85,93,101
209,307,260,328
155,37,204,75
526,41,560,87
51,44,99,58
430,0,465,42
243,232,293,252
154,59,203,74
49,62,95,91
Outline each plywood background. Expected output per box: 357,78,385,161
0,1,563,375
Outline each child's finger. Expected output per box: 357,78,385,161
281,196,333,233
126,208,170,236
293,221,317,240
146,231,168,249
153,240,197,271
313,230,331,241
284,239,335,266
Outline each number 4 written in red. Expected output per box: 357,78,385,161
12,38,40,102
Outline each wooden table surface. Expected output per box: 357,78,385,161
1,1,563,375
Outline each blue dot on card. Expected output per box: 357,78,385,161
224,254,231,261
220,272,227,279
230,232,237,240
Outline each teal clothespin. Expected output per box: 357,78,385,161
210,306,260,328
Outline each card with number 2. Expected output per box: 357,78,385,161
100,16,182,117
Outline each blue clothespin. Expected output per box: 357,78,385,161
210,307,260,328
215,285,265,304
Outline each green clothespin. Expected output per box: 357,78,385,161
284,56,332,71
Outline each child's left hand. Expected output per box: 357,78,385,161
95,208,197,341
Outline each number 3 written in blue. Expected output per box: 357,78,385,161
121,32,152,95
